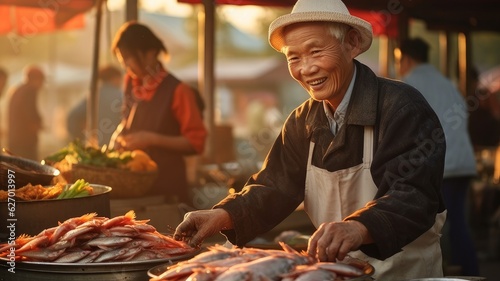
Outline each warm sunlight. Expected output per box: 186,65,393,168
107,0,266,34
219,5,267,35
107,0,193,16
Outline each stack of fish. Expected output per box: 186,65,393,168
150,242,370,281
0,210,194,263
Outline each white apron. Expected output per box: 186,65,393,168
304,126,446,280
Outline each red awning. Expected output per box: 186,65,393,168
178,0,398,37
0,0,95,35
350,9,398,38
178,0,296,7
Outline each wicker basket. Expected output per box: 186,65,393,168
62,163,157,199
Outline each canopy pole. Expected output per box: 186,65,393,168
457,32,471,97
438,32,451,77
125,0,138,21
378,35,389,77
200,0,216,163
86,0,105,147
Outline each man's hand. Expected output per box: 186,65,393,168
307,220,372,262
174,209,233,248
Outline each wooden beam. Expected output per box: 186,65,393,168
200,0,216,162
457,32,468,96
379,35,389,77
86,0,104,147
125,0,138,21
438,32,452,78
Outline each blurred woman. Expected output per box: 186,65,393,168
109,21,207,205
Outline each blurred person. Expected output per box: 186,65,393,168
109,21,207,205
7,65,45,160
67,64,124,146
174,0,448,279
399,37,480,276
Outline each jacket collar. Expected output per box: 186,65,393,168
345,60,379,127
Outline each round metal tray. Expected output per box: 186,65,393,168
0,250,200,281
0,248,200,273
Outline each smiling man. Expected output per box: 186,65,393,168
174,0,447,279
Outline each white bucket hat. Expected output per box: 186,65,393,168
269,0,373,53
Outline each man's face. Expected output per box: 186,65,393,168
282,22,354,107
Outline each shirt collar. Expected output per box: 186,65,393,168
323,65,357,134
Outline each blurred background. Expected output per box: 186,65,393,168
1,0,499,167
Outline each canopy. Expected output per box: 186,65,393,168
178,0,295,7
343,0,500,33
0,0,94,34
179,0,500,33
178,0,398,37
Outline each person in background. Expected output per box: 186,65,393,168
67,64,123,146
109,21,207,206
7,65,45,160
174,0,447,279
398,37,480,276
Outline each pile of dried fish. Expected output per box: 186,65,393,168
150,242,370,281
0,210,194,263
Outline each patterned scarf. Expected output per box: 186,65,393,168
131,65,168,101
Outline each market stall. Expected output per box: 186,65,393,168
1,1,498,280
0,156,368,280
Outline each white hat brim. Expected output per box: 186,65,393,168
269,11,373,53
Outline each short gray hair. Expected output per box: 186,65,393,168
325,22,351,43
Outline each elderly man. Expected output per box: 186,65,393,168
174,0,447,279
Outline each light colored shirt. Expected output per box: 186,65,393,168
324,65,357,135
403,63,477,178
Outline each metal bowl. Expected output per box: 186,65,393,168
0,184,111,240
0,154,60,190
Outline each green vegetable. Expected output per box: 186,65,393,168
44,147,70,163
44,140,132,168
57,179,91,199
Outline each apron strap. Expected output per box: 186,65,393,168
363,126,374,168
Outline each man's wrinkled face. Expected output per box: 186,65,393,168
282,22,354,107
